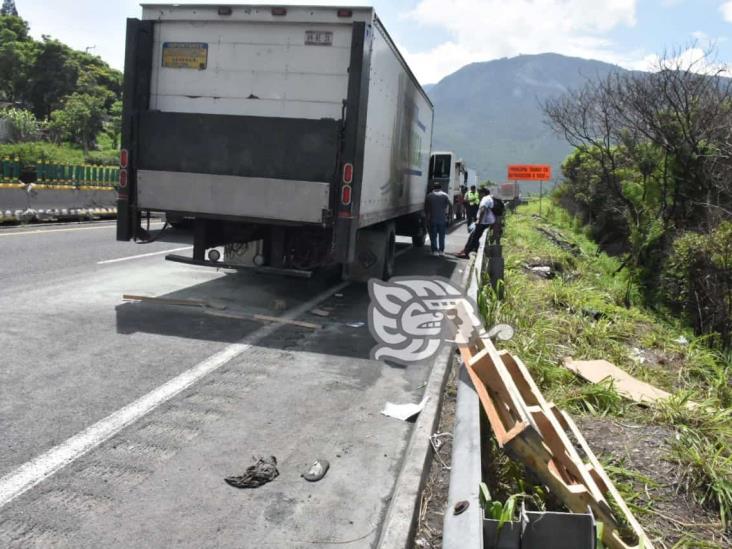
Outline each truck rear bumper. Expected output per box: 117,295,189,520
165,253,314,278
137,170,330,224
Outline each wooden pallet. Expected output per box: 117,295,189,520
452,303,653,549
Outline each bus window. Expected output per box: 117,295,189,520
430,154,451,180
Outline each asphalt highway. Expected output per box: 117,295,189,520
0,219,468,548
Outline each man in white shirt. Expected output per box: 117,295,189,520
454,187,494,258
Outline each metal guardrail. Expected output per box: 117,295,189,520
442,229,491,549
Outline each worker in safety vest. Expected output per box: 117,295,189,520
464,185,480,229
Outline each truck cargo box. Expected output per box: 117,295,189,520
118,4,433,278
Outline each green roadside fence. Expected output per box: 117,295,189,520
0,158,119,189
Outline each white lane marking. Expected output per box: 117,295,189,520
0,222,163,237
97,246,193,265
0,280,349,509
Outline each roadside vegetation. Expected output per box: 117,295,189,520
479,201,731,547
543,46,732,350
0,8,121,165
472,50,732,546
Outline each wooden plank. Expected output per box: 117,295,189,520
207,309,321,330
503,432,628,548
469,349,527,428
504,353,608,504
473,341,538,432
123,294,208,307
123,294,321,329
562,410,654,549
499,349,539,406
463,361,514,444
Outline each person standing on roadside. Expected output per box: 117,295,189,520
454,187,495,258
424,182,450,256
465,185,480,229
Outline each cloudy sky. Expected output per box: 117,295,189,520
15,0,732,84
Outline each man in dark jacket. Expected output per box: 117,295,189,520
424,182,450,256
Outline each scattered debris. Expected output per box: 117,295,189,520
123,294,226,310
485,323,515,341
381,396,428,421
309,307,330,317
301,458,330,482
562,357,698,409
346,321,365,328
526,264,554,279
449,302,653,549
522,259,565,279
271,299,287,312
429,433,452,471
225,456,279,489
674,335,689,346
453,500,469,515
630,347,646,364
536,226,582,256
334,293,344,298
582,308,605,321
122,294,320,329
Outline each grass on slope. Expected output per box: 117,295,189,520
478,201,731,547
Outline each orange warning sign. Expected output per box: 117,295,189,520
507,164,552,181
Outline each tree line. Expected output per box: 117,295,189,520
544,48,732,348
0,13,122,153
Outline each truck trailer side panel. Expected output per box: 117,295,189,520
357,20,433,229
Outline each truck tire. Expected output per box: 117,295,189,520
383,229,396,280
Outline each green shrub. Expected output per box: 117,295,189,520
0,141,84,165
0,108,41,142
661,223,732,348
84,150,118,166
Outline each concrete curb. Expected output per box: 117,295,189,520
376,254,474,549
0,188,116,222
376,343,455,549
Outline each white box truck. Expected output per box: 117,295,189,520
116,4,433,280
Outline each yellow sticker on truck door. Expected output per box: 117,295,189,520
162,42,208,70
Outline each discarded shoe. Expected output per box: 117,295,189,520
301,458,330,482
225,456,279,489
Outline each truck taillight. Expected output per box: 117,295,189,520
341,185,352,206
271,7,287,16
337,9,353,17
120,149,128,169
343,162,353,184
119,168,128,188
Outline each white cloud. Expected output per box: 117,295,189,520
401,0,640,83
629,46,729,75
721,1,732,23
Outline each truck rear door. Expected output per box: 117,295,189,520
125,7,362,226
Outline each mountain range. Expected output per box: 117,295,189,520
426,53,624,185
